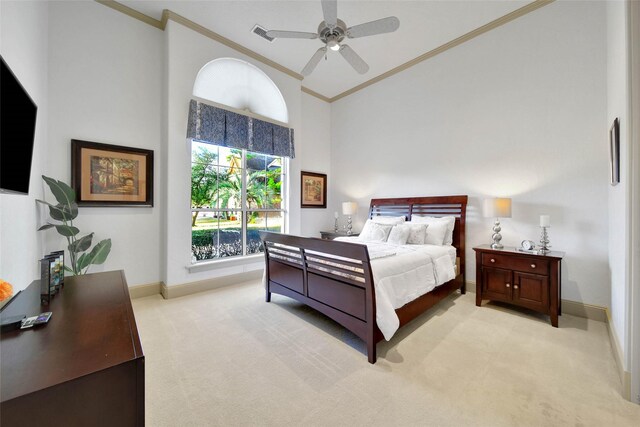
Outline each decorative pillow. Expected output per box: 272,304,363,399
370,215,406,225
411,216,455,245
404,223,428,244
387,224,411,245
358,220,393,242
410,219,447,245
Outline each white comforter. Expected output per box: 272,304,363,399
335,237,456,341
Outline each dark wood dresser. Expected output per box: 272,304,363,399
473,245,564,327
0,270,144,426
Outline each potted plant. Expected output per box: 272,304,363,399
37,176,111,275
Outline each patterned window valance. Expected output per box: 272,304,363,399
187,99,295,158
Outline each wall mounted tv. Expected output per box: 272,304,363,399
0,55,38,195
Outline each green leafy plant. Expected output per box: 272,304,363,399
37,175,112,275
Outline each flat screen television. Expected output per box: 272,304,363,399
0,55,38,195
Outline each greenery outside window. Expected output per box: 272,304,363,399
191,142,286,262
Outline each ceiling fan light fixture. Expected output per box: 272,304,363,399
327,37,340,51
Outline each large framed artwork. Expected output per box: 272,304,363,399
301,171,327,208
609,118,620,186
71,139,154,206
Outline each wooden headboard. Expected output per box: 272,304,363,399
368,195,468,278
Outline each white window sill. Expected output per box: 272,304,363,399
186,253,264,273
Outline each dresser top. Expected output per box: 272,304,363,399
0,270,143,402
473,244,564,259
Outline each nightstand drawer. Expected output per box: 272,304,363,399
481,253,549,274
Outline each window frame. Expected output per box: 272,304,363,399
190,144,288,263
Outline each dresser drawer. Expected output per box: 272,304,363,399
481,253,549,275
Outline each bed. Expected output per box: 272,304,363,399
259,196,468,363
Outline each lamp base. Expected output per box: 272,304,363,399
490,219,503,249
346,215,353,235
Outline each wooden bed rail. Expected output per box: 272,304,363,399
260,231,379,362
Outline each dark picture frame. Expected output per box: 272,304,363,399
301,171,327,208
609,118,620,186
71,139,154,207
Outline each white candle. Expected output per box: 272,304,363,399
540,215,550,227
334,212,339,219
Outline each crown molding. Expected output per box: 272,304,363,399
94,1,304,82
329,0,555,102
301,86,332,103
95,0,554,104
95,0,163,29
162,10,304,81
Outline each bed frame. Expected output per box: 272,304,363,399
260,196,468,363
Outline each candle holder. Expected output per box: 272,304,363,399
539,226,551,253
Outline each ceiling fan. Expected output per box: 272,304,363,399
266,0,400,76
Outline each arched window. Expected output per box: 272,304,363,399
190,59,288,263
193,58,288,123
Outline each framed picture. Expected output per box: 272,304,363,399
71,139,154,206
301,171,327,208
609,118,620,186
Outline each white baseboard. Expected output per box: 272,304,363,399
605,308,632,401
161,270,263,299
129,282,163,299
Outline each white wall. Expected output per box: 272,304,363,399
606,0,631,373
163,20,303,286
46,1,163,287
300,92,332,237
0,1,49,292
330,1,609,306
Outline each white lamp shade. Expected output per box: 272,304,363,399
342,202,357,215
484,198,512,218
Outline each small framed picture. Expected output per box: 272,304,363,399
609,118,620,186
71,139,154,206
301,171,327,208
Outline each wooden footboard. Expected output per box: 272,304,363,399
260,195,467,363
260,232,379,362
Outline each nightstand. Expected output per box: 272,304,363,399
320,230,359,240
473,245,564,327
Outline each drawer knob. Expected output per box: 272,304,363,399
514,285,519,289
490,258,496,263
531,264,536,268
505,283,510,288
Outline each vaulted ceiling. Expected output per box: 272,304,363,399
119,0,541,100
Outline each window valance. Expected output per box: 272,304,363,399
186,99,295,158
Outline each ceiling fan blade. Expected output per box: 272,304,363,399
321,0,337,28
266,30,318,40
339,44,369,74
301,47,327,76
347,16,400,38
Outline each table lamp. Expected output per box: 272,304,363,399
539,214,551,253
342,202,357,235
483,197,512,249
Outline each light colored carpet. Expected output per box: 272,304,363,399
132,280,640,426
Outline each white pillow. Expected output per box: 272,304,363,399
358,220,393,242
390,223,428,245
411,219,447,245
370,215,405,225
411,216,455,245
387,224,411,245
